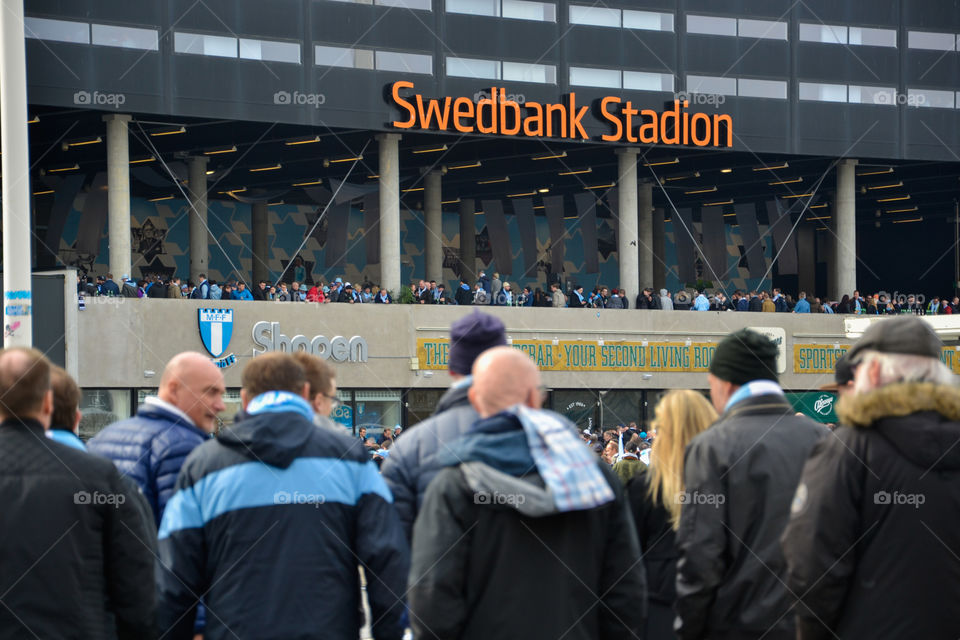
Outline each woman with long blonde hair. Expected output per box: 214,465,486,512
627,389,717,639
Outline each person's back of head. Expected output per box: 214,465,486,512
468,347,541,418
0,348,53,427
291,352,337,416
241,353,308,406
50,365,81,433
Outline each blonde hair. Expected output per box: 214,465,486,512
647,389,718,529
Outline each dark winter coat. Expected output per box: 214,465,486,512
675,394,826,640
782,382,960,640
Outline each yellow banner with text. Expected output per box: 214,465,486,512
794,343,960,375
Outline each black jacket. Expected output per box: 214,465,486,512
675,393,826,640
782,382,960,640
408,412,646,640
627,469,678,608
157,400,409,640
0,419,156,640
748,296,763,312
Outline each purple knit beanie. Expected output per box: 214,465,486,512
448,312,507,375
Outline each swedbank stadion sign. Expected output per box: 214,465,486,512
389,81,733,147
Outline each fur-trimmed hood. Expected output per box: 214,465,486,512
837,381,960,471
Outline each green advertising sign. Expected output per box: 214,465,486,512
787,392,838,424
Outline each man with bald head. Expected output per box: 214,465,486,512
409,347,646,639
89,351,226,526
0,348,156,638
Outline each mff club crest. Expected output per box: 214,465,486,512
198,308,237,368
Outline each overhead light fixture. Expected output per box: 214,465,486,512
477,177,510,185
268,200,284,206
806,215,831,221
129,155,156,164
148,195,175,202
292,179,323,186
47,164,79,173
534,205,545,209
768,177,802,186
412,143,448,154
149,126,185,137
781,192,814,199
441,198,461,204
704,199,734,206
204,145,237,155
538,187,550,193
402,186,424,193
752,162,789,171
507,191,537,198
558,167,592,176
644,158,678,167
447,161,481,170
284,135,320,146
585,183,615,190
684,186,717,194
866,181,903,190
368,174,379,179
857,167,892,177
810,203,828,209
63,136,102,149
32,189,55,196
664,172,701,182
722,212,737,217
27,115,39,124
206,169,216,175
532,151,567,160
877,194,910,202
886,206,919,214
324,155,364,166
892,217,922,224
720,168,732,173
249,163,282,172
217,187,247,195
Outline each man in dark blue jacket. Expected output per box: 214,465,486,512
157,353,408,640
88,352,226,526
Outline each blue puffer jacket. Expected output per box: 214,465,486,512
88,402,209,527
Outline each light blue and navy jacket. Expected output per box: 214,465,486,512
156,392,409,640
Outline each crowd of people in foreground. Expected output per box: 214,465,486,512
2,311,958,639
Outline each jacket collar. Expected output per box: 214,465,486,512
837,382,960,428
1,417,46,432
719,393,793,422
139,397,206,436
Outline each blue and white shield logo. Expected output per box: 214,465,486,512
198,308,234,358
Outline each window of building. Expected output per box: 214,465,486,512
570,66,620,88
623,70,674,92
799,23,847,44
446,0,498,16
848,85,895,105
801,23,897,47
315,44,374,69
907,30,956,51
239,38,301,64
738,77,787,99
174,32,238,58
569,4,620,28
24,17,89,44
501,0,556,22
798,81,847,102
848,26,897,47
78,389,132,441
377,0,433,9
502,60,556,83
447,56,501,79
91,24,158,50
908,88,955,109
737,18,787,40
686,14,737,37
622,9,673,32
354,389,403,438
687,74,737,96
375,50,433,74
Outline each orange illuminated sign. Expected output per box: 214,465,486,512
389,81,732,147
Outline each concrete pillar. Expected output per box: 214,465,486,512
1,0,33,345
797,225,815,298
638,180,654,289
188,156,209,284
378,133,401,295
616,148,639,304
104,114,132,280
652,207,665,291
459,198,476,284
834,158,857,301
251,201,269,286
424,170,443,281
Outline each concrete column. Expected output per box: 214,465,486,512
188,156,209,284
378,133,401,295
424,170,443,281
834,158,857,300
638,179,654,289
797,225,816,297
459,198,476,284
616,148,640,304
104,114,132,279
251,201,269,285
652,207,666,291
1,0,33,345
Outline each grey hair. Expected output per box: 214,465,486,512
856,350,955,390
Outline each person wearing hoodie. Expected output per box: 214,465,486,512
454,277,473,306
157,353,408,640
782,317,960,640
408,347,647,640
692,290,710,311
659,289,674,311
382,311,507,541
